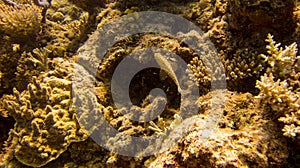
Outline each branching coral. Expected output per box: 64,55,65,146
187,47,263,86
187,56,210,86
256,74,300,138
260,33,299,78
279,112,300,138
15,48,51,91
256,73,298,113
256,34,300,139
0,59,89,167
0,3,42,41
224,48,263,80
184,0,267,92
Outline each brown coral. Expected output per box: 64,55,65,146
228,0,296,32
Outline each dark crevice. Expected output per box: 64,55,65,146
0,116,15,153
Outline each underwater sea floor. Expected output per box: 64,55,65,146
0,0,300,167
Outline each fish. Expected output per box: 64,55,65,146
154,53,182,93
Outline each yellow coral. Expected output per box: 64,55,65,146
2,76,88,167
256,73,297,112
187,56,210,86
280,113,300,138
257,34,300,138
0,58,90,167
260,34,299,78
0,4,42,40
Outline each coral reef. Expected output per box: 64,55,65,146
187,56,210,86
0,0,299,167
147,91,289,167
184,0,268,92
0,41,21,96
15,48,51,91
0,0,92,95
69,0,106,12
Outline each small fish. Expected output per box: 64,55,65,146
154,53,182,93
34,0,50,7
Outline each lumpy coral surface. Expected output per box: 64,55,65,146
0,0,299,167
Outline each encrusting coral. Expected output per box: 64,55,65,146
147,91,289,167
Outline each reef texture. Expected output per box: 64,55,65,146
0,3,42,41
0,58,88,167
148,91,289,167
0,0,299,167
